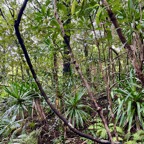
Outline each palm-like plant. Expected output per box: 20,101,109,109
64,91,91,128
112,70,144,131
3,82,37,118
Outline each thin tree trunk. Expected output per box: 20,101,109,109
34,98,46,121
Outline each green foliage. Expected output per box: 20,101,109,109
0,82,39,142
52,136,64,144
65,90,91,128
112,70,144,131
10,129,41,144
124,130,144,143
0,115,21,138
80,137,94,144
1,0,144,143
28,122,36,129
71,0,77,15
2,82,37,118
88,118,123,140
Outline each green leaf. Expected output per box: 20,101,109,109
85,4,99,12
127,101,132,119
50,19,60,29
128,109,135,131
115,88,129,96
128,0,134,11
119,112,125,126
96,7,103,25
116,126,124,134
136,102,142,121
71,0,77,15
117,99,124,116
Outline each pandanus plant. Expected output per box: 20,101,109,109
112,70,144,132
2,81,46,120
64,90,91,128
